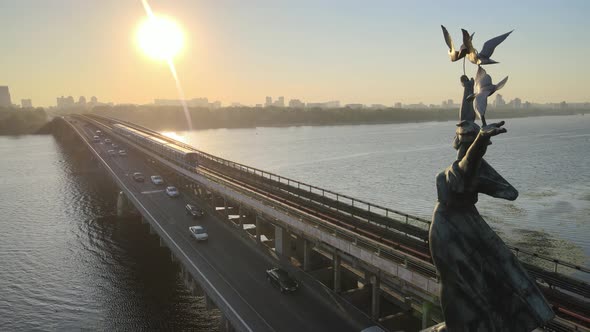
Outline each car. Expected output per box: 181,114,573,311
118,149,127,156
266,267,299,293
132,172,145,182
185,203,205,218
92,135,100,142
104,138,111,144
165,186,180,197
95,130,102,136
112,143,119,149
150,175,164,185
107,149,116,156
189,225,208,241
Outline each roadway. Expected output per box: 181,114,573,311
70,119,372,332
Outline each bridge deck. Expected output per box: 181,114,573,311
67,118,373,332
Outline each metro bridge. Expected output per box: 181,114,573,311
50,115,589,332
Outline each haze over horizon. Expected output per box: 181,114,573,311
1,0,589,107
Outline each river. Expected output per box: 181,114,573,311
1,115,588,329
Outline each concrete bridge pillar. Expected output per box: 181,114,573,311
116,191,129,217
220,314,235,332
422,301,433,329
223,197,229,217
204,293,214,311
238,205,243,228
303,239,312,271
255,215,261,244
370,274,381,320
333,252,342,292
274,225,289,258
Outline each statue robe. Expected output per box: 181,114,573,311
429,160,554,332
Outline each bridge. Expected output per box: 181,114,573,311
52,114,590,332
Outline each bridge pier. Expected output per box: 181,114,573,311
220,314,235,332
303,239,312,271
333,252,342,292
370,274,381,320
274,225,289,258
116,191,130,217
204,292,215,311
255,215,262,244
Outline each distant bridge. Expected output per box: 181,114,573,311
52,114,589,332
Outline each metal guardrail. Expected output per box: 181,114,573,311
84,114,590,282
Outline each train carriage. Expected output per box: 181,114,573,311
112,123,199,167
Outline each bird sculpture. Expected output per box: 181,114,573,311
441,25,469,62
473,66,508,125
462,28,513,65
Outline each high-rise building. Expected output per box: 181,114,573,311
0,86,12,107
274,96,285,107
493,94,505,108
21,99,33,108
265,96,272,107
288,99,305,108
57,96,75,108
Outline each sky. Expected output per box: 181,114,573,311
1,0,590,107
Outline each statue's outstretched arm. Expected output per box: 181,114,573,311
458,121,507,175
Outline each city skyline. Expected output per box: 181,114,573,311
1,1,590,108
3,85,587,111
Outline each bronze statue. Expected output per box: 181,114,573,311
431,27,554,331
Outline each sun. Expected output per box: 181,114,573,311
136,16,184,61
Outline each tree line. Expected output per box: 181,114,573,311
90,105,587,132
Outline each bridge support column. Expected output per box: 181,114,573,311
303,239,312,271
238,205,243,229
333,252,342,292
204,293,214,311
422,301,433,329
116,191,128,217
370,274,381,320
255,215,261,244
223,197,228,217
220,314,235,332
274,225,289,258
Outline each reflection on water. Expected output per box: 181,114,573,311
0,135,218,330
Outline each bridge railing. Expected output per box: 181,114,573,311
91,115,431,233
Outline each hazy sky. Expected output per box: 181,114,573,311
1,0,589,107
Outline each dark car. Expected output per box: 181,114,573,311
185,203,204,217
132,172,145,182
266,267,298,293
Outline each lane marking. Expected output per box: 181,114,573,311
140,190,164,194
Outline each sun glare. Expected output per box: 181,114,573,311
137,16,184,61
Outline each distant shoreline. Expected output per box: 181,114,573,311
0,106,587,136
87,105,589,133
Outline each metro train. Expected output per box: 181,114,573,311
112,123,199,167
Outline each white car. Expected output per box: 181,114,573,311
150,175,164,185
189,226,208,241
118,149,127,156
165,186,179,197
107,149,116,156
104,138,111,144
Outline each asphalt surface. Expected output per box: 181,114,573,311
70,119,370,332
